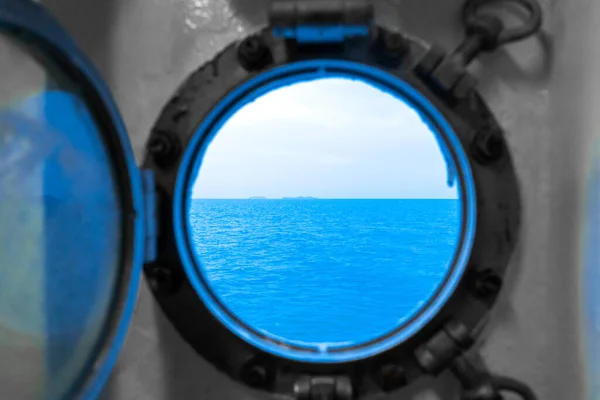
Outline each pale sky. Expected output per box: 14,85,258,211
191,77,458,199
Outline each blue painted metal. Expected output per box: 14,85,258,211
0,1,146,399
583,143,600,399
173,59,478,363
272,25,370,43
142,170,158,264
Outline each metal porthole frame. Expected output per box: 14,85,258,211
142,2,521,398
173,59,479,363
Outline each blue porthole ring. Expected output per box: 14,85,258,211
177,60,476,362
143,27,521,397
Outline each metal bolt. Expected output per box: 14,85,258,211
473,269,503,298
334,377,353,399
237,36,272,71
246,366,267,387
148,131,180,168
148,134,168,154
445,321,475,349
147,267,174,294
293,376,312,400
472,129,505,164
240,359,271,388
372,28,408,67
378,364,406,391
382,31,407,55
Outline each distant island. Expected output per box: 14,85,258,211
247,196,318,200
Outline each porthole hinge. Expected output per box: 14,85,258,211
141,169,158,264
269,0,374,44
294,375,353,400
414,321,475,375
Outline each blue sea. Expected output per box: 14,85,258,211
188,199,460,347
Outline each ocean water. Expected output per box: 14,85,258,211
188,199,460,347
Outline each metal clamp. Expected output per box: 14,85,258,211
462,0,542,47
294,376,353,400
455,0,542,66
452,353,538,400
270,0,374,43
415,0,542,100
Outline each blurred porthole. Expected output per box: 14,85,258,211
0,32,123,399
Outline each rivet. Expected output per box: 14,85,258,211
238,35,273,71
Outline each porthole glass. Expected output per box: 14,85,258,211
176,60,477,362
0,32,122,399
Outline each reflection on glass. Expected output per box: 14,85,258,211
188,78,462,348
0,34,122,399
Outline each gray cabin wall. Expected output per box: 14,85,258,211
40,0,597,398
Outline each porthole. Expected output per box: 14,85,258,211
145,22,521,398
175,64,477,363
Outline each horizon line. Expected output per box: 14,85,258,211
190,197,459,200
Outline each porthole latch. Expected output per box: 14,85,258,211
269,0,374,43
452,353,537,400
294,375,353,400
416,0,542,100
414,321,475,375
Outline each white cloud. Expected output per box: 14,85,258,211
228,78,424,133
192,77,458,199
